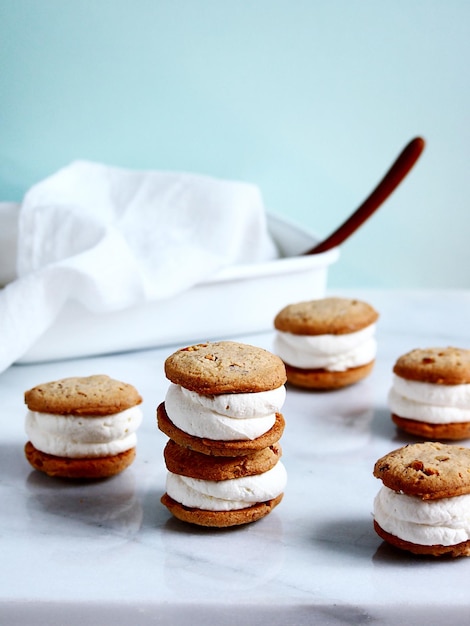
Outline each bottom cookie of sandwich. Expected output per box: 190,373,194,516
284,361,375,390
373,519,470,558
391,414,470,441
161,492,284,527
25,441,136,479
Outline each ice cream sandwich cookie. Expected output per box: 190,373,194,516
24,375,143,479
273,297,378,389
157,341,287,456
389,347,470,440
161,439,285,527
158,341,287,526
373,441,470,557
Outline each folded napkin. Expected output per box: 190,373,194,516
0,161,278,372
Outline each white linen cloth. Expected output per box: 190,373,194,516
0,161,278,372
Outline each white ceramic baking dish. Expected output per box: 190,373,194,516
1,206,339,363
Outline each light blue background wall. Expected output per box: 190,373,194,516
1,0,469,288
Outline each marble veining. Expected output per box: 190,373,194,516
1,289,470,625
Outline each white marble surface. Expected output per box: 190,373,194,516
1,289,470,626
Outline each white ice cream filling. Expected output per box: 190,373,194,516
274,324,377,371
374,486,470,546
389,375,470,424
25,405,142,458
164,383,285,441
166,461,287,511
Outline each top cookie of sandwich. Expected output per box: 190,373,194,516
25,374,142,416
274,297,378,336
393,347,470,385
373,441,470,500
164,341,287,394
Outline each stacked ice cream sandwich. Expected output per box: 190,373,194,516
157,341,287,527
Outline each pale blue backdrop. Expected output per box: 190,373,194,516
1,0,469,288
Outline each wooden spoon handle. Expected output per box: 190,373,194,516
305,136,425,255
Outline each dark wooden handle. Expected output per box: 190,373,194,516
305,136,425,255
